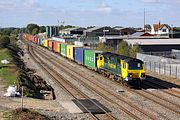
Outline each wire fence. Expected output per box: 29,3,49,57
137,53,180,78
144,61,180,78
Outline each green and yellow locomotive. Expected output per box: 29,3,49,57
97,52,146,87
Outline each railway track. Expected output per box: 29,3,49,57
27,45,116,120
144,80,180,98
33,44,161,120
34,43,180,118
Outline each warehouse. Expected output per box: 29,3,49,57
83,26,120,37
125,38,180,52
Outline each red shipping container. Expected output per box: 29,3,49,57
37,37,40,45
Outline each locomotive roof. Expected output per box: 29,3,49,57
102,52,143,63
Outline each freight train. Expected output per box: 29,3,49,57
23,34,146,87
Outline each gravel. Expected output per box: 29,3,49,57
36,45,180,120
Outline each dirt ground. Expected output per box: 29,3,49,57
0,78,63,119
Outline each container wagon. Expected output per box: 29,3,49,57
53,41,61,53
43,40,48,48
61,43,68,57
84,50,102,70
48,40,54,51
67,45,79,60
74,47,90,65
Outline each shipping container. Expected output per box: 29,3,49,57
74,47,90,64
40,38,44,45
43,40,48,47
48,40,54,51
37,37,40,45
61,43,68,57
84,50,102,70
66,45,79,60
53,41,61,53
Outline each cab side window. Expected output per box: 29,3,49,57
123,63,126,69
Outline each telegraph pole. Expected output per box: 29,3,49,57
144,8,146,33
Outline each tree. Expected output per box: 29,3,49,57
32,28,39,35
144,24,151,30
39,26,46,33
0,35,10,48
11,28,20,35
117,40,130,56
129,44,143,58
27,24,40,34
96,43,113,52
2,29,12,36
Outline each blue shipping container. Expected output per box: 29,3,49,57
74,47,90,64
40,38,44,45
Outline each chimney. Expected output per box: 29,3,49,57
158,21,161,29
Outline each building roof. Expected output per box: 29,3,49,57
83,27,104,33
125,39,180,45
61,27,79,32
131,32,145,37
153,22,171,32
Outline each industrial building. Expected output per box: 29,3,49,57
83,26,120,37
125,38,180,52
46,26,59,38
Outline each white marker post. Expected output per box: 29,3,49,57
21,86,24,110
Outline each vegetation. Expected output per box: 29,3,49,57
26,24,40,35
0,48,18,86
117,40,130,56
0,35,10,48
96,43,113,52
3,108,50,120
59,25,76,30
117,40,142,58
129,44,143,58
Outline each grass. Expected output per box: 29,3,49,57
3,108,50,120
0,48,18,86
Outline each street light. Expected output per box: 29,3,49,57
171,24,173,38
103,27,109,37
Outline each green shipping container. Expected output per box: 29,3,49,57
84,50,102,70
61,43,67,57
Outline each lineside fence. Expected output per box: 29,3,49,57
137,53,180,78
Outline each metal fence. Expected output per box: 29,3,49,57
137,53,180,78
144,61,180,78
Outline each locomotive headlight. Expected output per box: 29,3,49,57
128,73,132,78
141,73,146,77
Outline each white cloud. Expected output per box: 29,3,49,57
97,2,112,13
142,0,161,3
0,0,16,10
21,0,40,9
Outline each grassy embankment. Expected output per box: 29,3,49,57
0,48,18,86
3,108,50,120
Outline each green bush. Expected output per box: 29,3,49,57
0,35,10,48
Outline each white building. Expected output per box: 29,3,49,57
151,22,171,35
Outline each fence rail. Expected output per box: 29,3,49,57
144,61,180,78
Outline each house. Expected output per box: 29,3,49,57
83,26,120,37
151,22,171,35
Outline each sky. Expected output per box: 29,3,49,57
0,0,180,28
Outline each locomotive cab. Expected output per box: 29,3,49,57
123,59,146,86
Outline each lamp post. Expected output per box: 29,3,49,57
171,24,173,38
103,27,109,43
